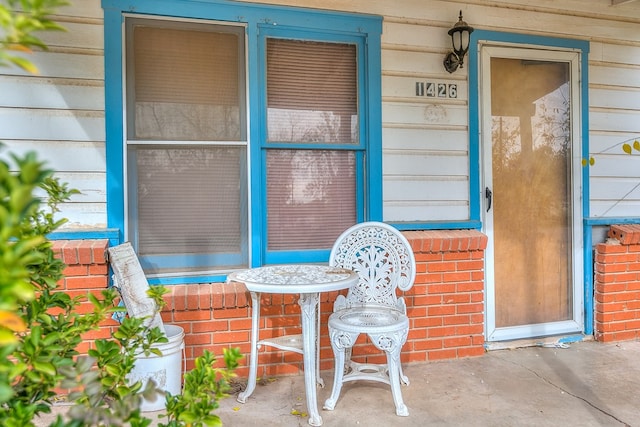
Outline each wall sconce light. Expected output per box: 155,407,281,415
443,10,474,73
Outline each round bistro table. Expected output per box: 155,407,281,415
227,264,358,426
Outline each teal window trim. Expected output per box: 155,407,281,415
585,217,640,226
48,229,121,248
392,221,482,231
102,0,382,283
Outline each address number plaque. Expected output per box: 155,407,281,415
415,81,457,98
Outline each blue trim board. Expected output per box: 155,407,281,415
147,274,227,286
392,220,482,231
103,8,125,244
583,224,593,335
365,28,384,222
558,334,588,344
467,35,482,225
48,229,121,248
265,249,329,265
247,22,263,267
585,217,640,226
102,0,383,34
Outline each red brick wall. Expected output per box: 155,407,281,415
51,240,118,354
53,230,487,378
403,230,487,361
594,224,640,342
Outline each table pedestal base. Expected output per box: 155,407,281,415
238,291,324,426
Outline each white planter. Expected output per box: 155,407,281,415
129,324,185,412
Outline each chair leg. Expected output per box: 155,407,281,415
386,346,409,416
344,346,353,371
323,347,344,411
399,362,410,386
371,331,409,417
324,329,356,411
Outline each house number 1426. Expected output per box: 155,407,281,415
415,82,457,98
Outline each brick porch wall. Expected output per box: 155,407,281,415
51,239,119,354
53,230,488,378
594,224,640,342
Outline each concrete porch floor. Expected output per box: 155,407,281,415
39,340,640,426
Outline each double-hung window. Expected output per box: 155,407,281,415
125,19,248,278
105,0,382,283
261,31,365,264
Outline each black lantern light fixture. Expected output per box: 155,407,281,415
443,10,474,73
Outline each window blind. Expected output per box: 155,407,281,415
266,38,358,144
131,146,246,257
266,38,359,250
130,24,244,141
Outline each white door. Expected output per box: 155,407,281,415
480,45,584,342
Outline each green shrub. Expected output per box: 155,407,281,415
0,149,241,427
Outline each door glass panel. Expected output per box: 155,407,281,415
491,58,572,328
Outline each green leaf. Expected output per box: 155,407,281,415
115,385,132,399
87,291,99,306
7,54,39,74
25,369,40,382
0,328,18,345
101,376,115,388
178,411,197,423
42,331,61,346
33,361,56,377
203,415,223,427
105,363,121,376
0,383,14,404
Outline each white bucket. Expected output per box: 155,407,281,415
128,324,185,412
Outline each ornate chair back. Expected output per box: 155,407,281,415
329,221,416,312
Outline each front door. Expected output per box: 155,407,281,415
481,45,583,342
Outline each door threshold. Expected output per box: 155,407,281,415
484,333,592,351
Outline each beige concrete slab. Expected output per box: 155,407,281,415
37,340,640,427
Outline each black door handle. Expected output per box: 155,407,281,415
485,187,492,212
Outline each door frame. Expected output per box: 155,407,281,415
468,31,591,342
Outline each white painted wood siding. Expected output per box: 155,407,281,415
0,0,106,228
2,0,639,228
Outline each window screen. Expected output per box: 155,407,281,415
266,39,358,144
128,22,245,141
126,19,247,275
265,38,358,250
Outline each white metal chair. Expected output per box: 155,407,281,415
323,221,416,417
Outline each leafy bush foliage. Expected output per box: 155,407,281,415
0,149,241,427
1,4,241,426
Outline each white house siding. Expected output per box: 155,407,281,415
1,0,639,228
0,0,106,228
590,42,640,218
